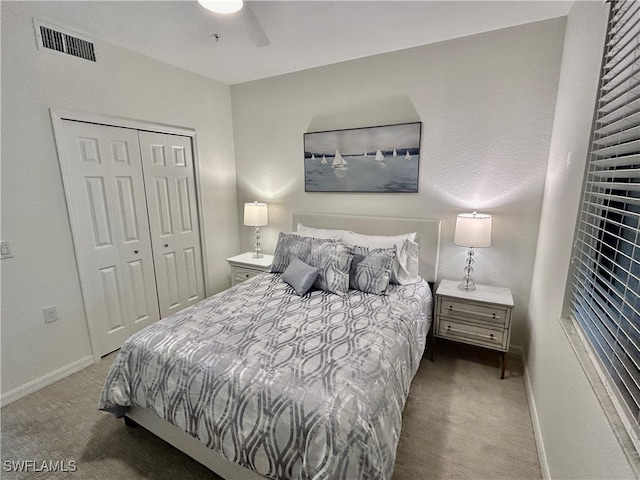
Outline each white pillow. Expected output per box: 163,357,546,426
342,231,420,284
296,223,352,241
395,239,420,284
342,231,416,248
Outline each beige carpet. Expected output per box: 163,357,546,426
1,339,541,479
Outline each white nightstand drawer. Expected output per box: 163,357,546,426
233,267,261,284
227,253,274,287
438,297,508,327
437,319,506,349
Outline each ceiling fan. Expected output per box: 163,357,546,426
198,0,271,47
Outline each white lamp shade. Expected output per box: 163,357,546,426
454,212,492,248
197,0,243,14
244,202,268,227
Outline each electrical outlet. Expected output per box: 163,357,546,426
1,241,12,260
43,306,58,323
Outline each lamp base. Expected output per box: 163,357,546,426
458,279,476,291
252,226,263,259
459,247,476,291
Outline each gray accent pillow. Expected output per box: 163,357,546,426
342,231,420,284
270,232,338,273
348,245,396,295
269,232,312,273
308,240,353,296
282,257,319,296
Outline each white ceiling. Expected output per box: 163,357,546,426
27,1,574,85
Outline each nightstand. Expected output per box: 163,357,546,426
226,252,273,286
434,279,514,379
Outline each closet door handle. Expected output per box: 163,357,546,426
164,244,169,248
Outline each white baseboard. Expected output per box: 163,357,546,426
511,344,550,480
0,356,95,408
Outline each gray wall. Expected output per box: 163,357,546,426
527,2,634,477
1,2,239,395
231,18,566,349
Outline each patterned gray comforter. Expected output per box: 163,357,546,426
99,273,432,480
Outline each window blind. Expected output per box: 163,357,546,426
571,0,640,444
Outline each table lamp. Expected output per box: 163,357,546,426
244,202,268,258
454,211,492,291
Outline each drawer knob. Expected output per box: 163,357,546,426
490,333,495,339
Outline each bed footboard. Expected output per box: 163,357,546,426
125,406,265,480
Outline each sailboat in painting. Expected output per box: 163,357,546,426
332,150,347,168
405,150,411,160
375,149,385,162
321,155,327,164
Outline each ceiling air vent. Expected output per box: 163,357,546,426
33,19,96,62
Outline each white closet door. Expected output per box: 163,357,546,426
56,121,161,356
139,131,205,318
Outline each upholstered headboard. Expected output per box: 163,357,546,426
292,212,441,283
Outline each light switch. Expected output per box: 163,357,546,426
1,241,12,259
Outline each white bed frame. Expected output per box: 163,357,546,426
125,212,441,479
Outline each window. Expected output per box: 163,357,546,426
570,0,640,445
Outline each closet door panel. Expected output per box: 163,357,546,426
127,258,156,328
85,176,113,248
56,121,160,356
139,132,205,318
108,138,160,336
162,251,182,310
99,264,127,334
105,128,161,337
183,247,200,302
153,177,174,236
115,176,141,243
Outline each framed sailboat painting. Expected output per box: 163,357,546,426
304,122,421,193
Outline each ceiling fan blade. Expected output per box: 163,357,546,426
243,2,270,47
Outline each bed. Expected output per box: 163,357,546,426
99,213,441,480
